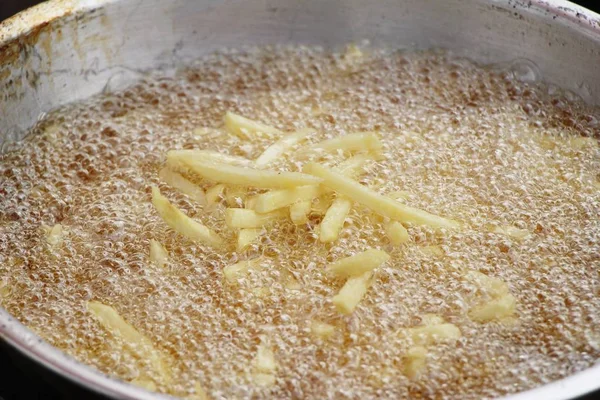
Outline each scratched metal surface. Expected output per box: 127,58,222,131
0,1,599,399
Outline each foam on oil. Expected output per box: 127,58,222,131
0,47,599,399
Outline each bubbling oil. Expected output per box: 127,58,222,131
1,46,599,399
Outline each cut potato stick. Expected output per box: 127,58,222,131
469,294,516,322
224,112,283,139
251,343,278,386
310,320,336,340
223,258,262,283
45,224,63,246
409,321,461,346
311,193,334,215
237,228,263,251
304,163,460,230
289,200,312,225
205,184,226,206
180,159,322,189
332,272,373,314
87,301,172,384
403,346,427,379
327,249,390,277
300,132,382,157
466,271,509,298
167,149,253,168
320,198,352,243
254,185,320,214
225,186,248,207
149,239,168,268
225,208,287,229
488,225,530,240
131,378,157,391
152,186,224,248
335,153,377,178
385,221,410,245
159,167,206,205
255,128,313,167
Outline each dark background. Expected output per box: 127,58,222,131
1,0,600,399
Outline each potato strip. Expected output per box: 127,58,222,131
255,128,313,167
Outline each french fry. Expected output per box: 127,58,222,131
254,185,320,214
332,272,373,314
152,186,224,248
45,224,63,246
87,301,172,384
311,193,334,215
408,320,461,346
225,208,287,229
159,167,206,205
167,149,253,168
225,186,248,207
289,200,312,225
205,184,226,206
255,128,313,167
310,320,336,340
237,228,263,251
335,153,378,178
300,132,382,157
303,163,460,230
488,225,530,240
319,198,352,243
251,342,278,386
180,159,322,189
469,294,516,322
466,271,509,298
419,245,444,257
224,112,283,139
223,257,262,283
403,346,427,379
385,221,410,245
149,239,168,268
327,249,390,277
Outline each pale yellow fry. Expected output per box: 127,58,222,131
327,248,390,277
180,159,322,189
385,221,410,245
225,208,287,229
335,153,377,178
489,225,531,240
311,193,333,215
466,271,509,298
469,294,516,322
409,323,461,346
159,167,206,205
254,185,320,214
223,257,261,283
224,112,283,139
205,184,226,206
302,132,382,157
332,272,372,314
310,320,336,340
152,186,224,248
237,228,263,251
255,128,313,167
167,149,253,167
289,200,311,225
46,224,63,246
149,239,168,268
87,301,171,384
320,198,352,243
403,346,427,379
304,163,460,230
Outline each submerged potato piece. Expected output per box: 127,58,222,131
409,321,461,346
149,239,168,268
167,149,253,168
224,112,283,139
237,228,263,251
302,132,382,157
223,258,262,282
152,186,224,248
489,225,531,240
225,208,287,229
289,200,312,225
189,382,210,400
327,249,390,277
255,128,313,167
205,184,226,206
469,293,517,322
180,159,322,189
419,245,444,257
312,193,334,215
87,301,172,384
45,224,63,246
224,186,248,207
319,198,352,243
251,343,277,386
310,320,336,340
304,163,460,229
131,378,157,391
158,167,206,205
385,221,410,245
332,272,373,314
466,271,509,298
254,185,320,214
403,346,427,379
335,153,378,178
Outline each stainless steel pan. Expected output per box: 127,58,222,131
1,1,599,398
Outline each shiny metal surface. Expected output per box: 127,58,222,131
0,0,599,398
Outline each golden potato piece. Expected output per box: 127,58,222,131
151,186,224,248
180,159,322,189
158,167,206,205
149,239,168,268
385,221,410,245
489,225,531,240
45,224,63,246
224,112,283,139
310,320,336,340
254,185,320,214
225,208,287,229
327,249,390,277
255,128,313,167
223,258,262,283
289,200,312,225
403,346,427,379
469,294,517,322
237,228,263,251
301,132,382,157
304,163,460,230
332,272,373,314
319,198,352,243
466,271,509,298
167,149,254,168
334,152,379,178
409,322,461,346
251,343,277,386
205,184,226,206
